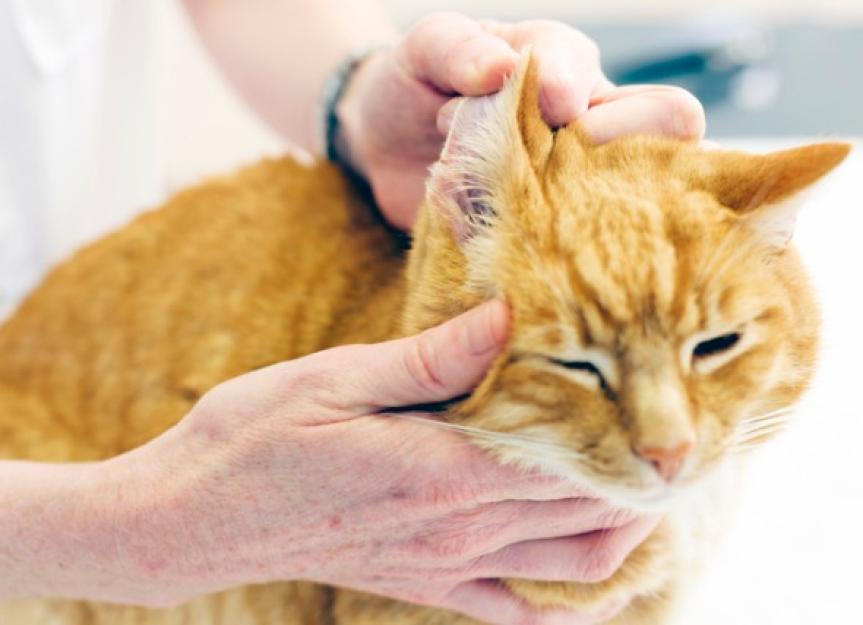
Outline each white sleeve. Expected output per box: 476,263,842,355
0,0,163,319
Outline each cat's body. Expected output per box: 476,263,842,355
0,57,848,624
0,157,699,625
0,159,404,464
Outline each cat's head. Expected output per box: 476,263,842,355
402,55,849,510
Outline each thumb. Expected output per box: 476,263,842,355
402,13,519,95
322,300,509,413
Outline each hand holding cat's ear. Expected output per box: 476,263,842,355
337,11,706,231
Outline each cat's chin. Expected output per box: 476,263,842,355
534,460,702,514
580,468,730,516
602,487,682,514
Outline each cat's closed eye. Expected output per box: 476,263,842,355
687,331,745,375
549,358,611,395
693,332,741,359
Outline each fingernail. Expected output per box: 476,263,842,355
461,300,509,356
467,49,520,91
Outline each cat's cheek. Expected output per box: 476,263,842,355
690,340,785,431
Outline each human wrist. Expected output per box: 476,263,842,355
329,49,387,181
93,426,233,605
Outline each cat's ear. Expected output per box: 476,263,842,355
427,52,553,241
691,142,850,246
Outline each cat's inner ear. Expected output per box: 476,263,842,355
691,142,851,246
427,53,553,241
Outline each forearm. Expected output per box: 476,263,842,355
181,0,397,153
0,460,118,601
0,444,200,607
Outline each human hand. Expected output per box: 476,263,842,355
336,12,706,230
98,301,657,623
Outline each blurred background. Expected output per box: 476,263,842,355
156,0,863,188
154,3,862,625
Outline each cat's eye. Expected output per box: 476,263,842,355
550,358,611,393
693,332,741,359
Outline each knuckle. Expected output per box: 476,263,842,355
579,542,623,583
425,477,482,512
410,11,466,40
525,20,600,56
442,32,490,80
403,508,497,564
460,553,487,578
448,32,484,59
404,333,445,395
404,530,475,563
435,532,478,561
279,360,342,409
596,505,638,529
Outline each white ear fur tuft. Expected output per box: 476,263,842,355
426,55,530,241
744,190,809,248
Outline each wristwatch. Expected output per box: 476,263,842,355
319,48,381,175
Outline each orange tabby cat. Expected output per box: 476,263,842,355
0,56,849,624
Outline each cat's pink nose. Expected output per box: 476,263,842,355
634,441,693,483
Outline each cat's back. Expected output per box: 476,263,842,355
0,157,405,459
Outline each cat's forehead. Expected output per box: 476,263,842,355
499,171,745,346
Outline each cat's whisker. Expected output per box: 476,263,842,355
748,405,794,420
729,423,788,444
737,406,795,426
730,425,787,442
735,417,792,435
726,405,797,452
386,413,585,460
732,432,785,447
736,420,792,436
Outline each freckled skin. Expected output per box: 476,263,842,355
0,58,847,624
